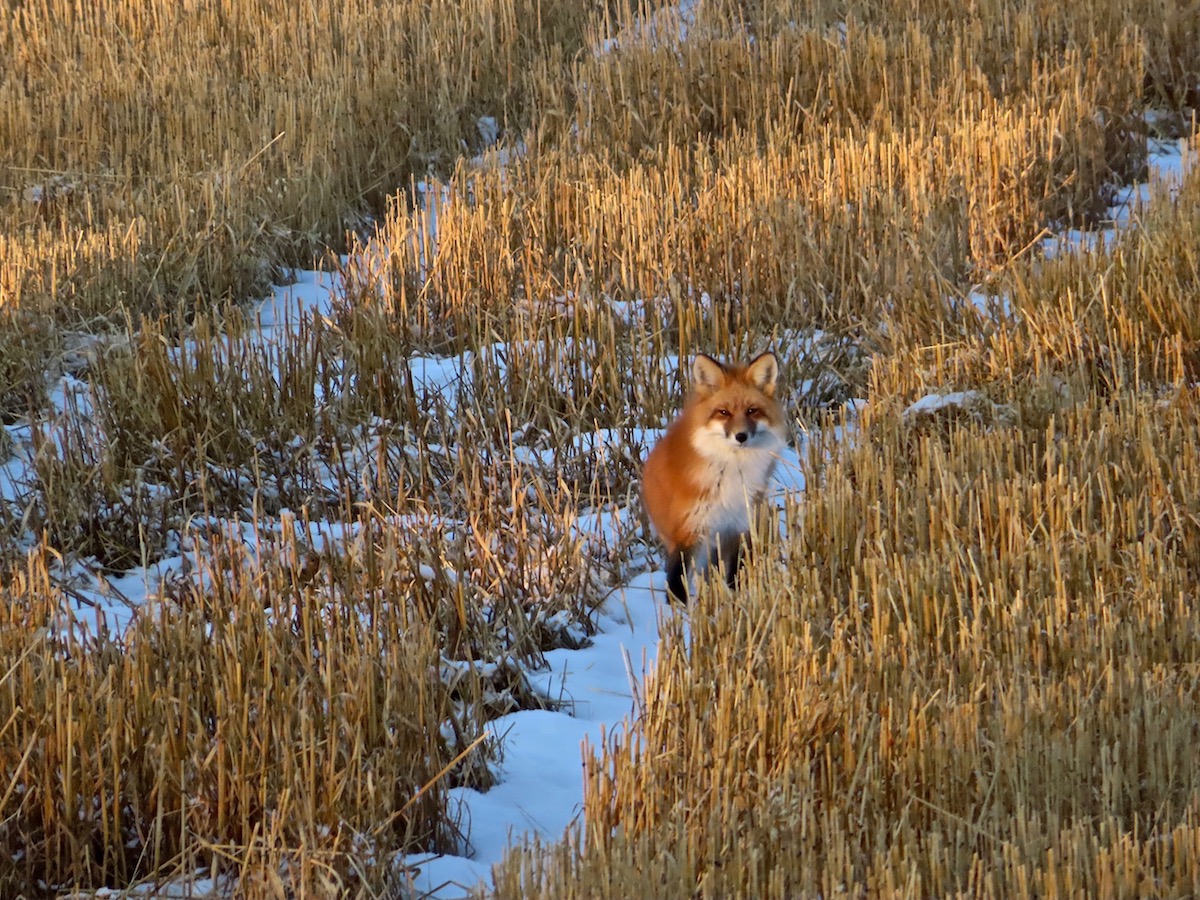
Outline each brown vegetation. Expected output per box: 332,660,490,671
2,0,1200,895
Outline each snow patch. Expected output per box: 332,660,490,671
903,390,986,418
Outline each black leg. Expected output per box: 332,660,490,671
712,531,748,590
665,548,688,603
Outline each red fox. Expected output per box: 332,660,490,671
642,351,787,602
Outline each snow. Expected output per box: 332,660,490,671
903,390,985,418
595,0,700,54
253,268,339,334
965,287,1012,322
1042,136,1192,258
406,575,665,896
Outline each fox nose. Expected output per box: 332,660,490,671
734,431,749,444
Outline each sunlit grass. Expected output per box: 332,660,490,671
3,0,1200,895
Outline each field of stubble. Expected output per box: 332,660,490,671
3,0,1200,896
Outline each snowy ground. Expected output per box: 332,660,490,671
400,573,663,896
0,131,1191,898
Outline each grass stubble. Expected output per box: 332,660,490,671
2,0,1200,895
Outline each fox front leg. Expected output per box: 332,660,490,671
665,548,689,603
712,531,747,590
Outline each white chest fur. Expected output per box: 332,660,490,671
686,429,782,547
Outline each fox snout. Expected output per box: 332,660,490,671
729,419,755,443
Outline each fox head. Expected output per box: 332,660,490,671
688,352,786,457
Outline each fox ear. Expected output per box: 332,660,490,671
692,354,726,393
745,352,779,395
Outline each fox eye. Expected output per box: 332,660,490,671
715,408,732,418
746,407,759,416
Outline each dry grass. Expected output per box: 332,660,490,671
3,0,1200,895
0,0,596,323
495,387,1200,898
0,532,487,895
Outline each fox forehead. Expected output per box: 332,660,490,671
696,387,775,415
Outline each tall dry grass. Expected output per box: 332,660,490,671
1,529,491,895
494,376,1200,898
0,0,595,324
3,0,1200,895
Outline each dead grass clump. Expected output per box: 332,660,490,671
0,308,58,424
1008,161,1200,389
0,220,146,324
28,420,174,572
0,531,483,896
338,198,694,433
869,149,1200,416
740,0,1200,122
561,2,1145,198
94,317,338,512
23,297,616,649
22,315,337,569
1,182,289,325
